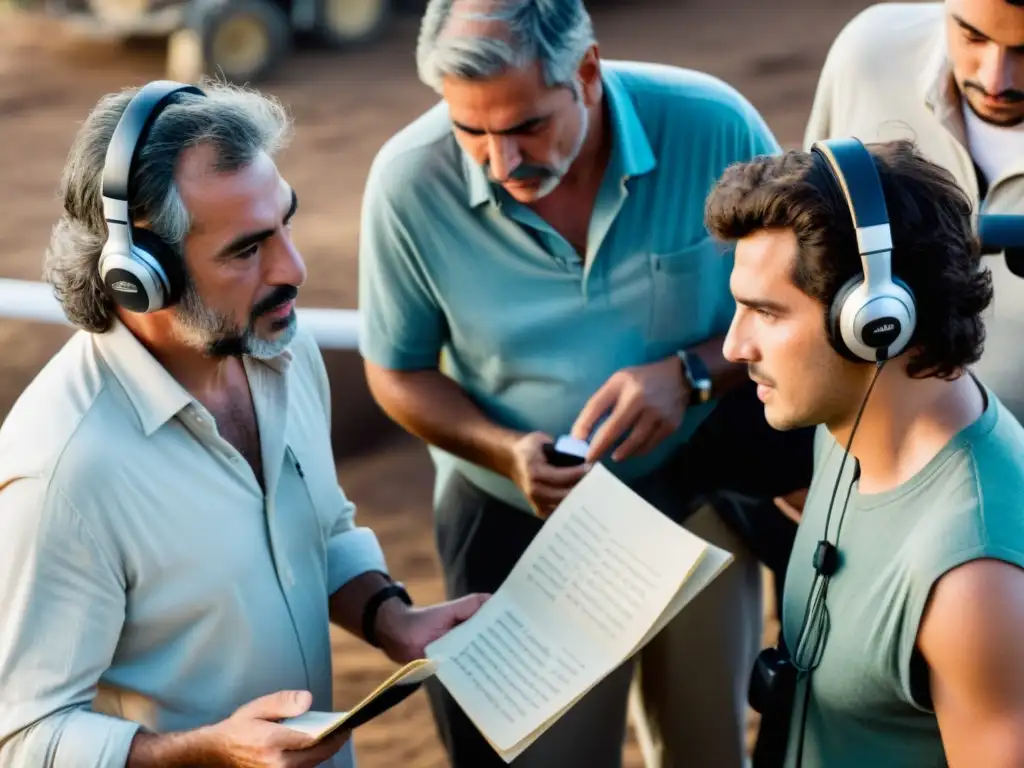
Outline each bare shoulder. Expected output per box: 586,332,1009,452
919,557,1024,673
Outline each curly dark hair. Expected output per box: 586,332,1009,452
704,139,993,380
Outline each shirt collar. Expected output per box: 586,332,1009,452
919,19,968,143
602,67,656,180
93,317,293,437
463,66,657,208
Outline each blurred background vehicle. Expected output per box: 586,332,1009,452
9,0,392,82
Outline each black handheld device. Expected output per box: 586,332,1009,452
542,435,589,467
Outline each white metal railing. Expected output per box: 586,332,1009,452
6,213,1022,348
0,277,360,349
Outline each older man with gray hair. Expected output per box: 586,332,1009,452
357,0,786,765
0,79,487,768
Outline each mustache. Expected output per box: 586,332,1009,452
484,161,557,183
252,285,298,319
964,81,1024,103
748,365,776,387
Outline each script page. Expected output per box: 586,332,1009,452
634,542,733,650
425,464,712,756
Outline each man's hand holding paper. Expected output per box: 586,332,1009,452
376,593,492,664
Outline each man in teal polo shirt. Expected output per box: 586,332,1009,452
357,0,783,765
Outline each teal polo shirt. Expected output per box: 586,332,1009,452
358,59,781,512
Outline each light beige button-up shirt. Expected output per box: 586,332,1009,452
803,1,1024,418
0,319,388,767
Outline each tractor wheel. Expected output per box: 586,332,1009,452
315,0,390,48
169,0,291,84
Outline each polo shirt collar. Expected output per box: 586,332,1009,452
602,67,656,180
465,146,493,208
93,317,292,436
463,65,656,208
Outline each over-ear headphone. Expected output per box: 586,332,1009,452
98,80,205,314
812,137,917,363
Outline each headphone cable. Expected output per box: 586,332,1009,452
793,360,886,768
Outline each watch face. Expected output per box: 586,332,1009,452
692,381,712,404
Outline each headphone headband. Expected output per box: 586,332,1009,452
811,137,917,363
101,80,204,222
811,138,893,291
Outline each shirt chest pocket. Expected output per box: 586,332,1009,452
283,445,338,546
647,236,731,346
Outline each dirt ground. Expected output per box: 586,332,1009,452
0,0,877,765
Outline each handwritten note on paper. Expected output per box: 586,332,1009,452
426,464,721,758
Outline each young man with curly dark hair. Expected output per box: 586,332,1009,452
706,138,1024,768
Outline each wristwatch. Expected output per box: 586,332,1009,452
677,349,713,406
362,579,413,649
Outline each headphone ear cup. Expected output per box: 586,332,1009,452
131,227,185,307
99,228,182,314
829,274,918,363
827,275,865,363
100,250,161,314
883,276,917,358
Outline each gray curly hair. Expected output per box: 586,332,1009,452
415,0,596,94
44,78,293,333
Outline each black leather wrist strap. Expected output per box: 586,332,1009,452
362,582,412,649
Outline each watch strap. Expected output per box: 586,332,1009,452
362,581,412,649
677,350,713,405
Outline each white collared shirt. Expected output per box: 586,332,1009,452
0,319,388,767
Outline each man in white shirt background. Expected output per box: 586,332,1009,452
804,0,1024,416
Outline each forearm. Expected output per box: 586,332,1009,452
328,570,394,642
365,364,523,478
127,729,216,768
